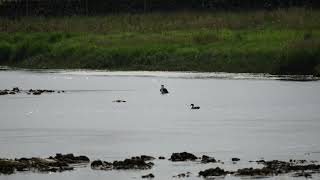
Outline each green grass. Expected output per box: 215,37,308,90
0,8,320,75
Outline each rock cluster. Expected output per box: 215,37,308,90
91,155,155,170
0,87,65,96
28,89,64,95
199,159,320,178
0,87,20,95
0,154,89,175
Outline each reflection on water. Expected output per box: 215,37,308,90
0,69,320,180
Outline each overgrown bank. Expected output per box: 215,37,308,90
0,9,319,75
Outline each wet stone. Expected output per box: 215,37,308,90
199,167,228,177
158,156,165,160
54,153,90,164
201,155,217,163
169,152,197,162
142,173,155,178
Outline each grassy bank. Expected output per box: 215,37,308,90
0,8,320,75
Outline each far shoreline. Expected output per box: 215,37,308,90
1,66,319,81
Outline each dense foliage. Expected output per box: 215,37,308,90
0,0,320,17
0,9,319,75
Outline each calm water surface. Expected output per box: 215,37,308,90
0,70,320,180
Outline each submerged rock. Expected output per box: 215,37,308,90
173,172,191,178
169,152,197,162
293,172,312,178
201,155,216,163
91,156,154,171
199,167,227,177
236,167,274,176
236,160,320,177
142,173,155,178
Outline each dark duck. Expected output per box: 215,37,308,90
190,104,200,109
160,85,169,94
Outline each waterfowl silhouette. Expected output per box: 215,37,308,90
190,104,200,109
160,85,169,94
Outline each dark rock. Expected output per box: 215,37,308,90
0,159,28,174
236,167,274,176
201,155,216,163
295,160,307,164
199,167,227,177
113,158,153,170
54,153,90,164
140,155,155,161
91,160,112,170
293,172,312,178
9,92,15,95
12,87,20,92
0,91,9,95
113,100,126,103
173,172,191,178
239,160,320,176
91,160,103,167
158,156,165,160
256,160,266,164
33,91,42,95
0,166,15,174
169,152,197,162
232,158,240,162
91,157,154,171
289,164,320,171
142,173,155,178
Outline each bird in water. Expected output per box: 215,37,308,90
160,85,169,94
190,104,200,109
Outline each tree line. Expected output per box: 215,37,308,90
0,0,319,17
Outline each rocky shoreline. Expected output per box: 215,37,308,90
0,87,65,96
1,152,320,179
0,153,89,175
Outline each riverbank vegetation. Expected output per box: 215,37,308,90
0,8,319,75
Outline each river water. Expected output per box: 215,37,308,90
0,69,320,180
